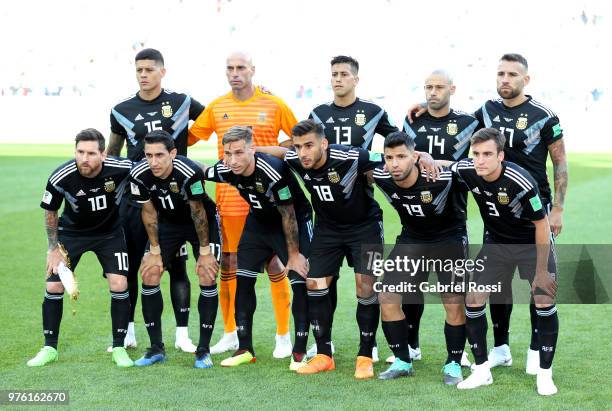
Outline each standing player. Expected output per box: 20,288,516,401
408,54,567,373
394,70,478,365
307,55,398,360
108,48,206,352
28,129,134,368
450,128,559,396
373,131,468,384
310,55,398,149
188,51,297,357
204,126,312,370
282,120,383,379
129,131,221,368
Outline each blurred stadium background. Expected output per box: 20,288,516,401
0,0,609,151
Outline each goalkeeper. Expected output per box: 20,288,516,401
27,129,135,368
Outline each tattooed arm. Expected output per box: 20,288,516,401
189,200,218,281
107,132,126,156
140,200,164,274
548,139,568,236
45,209,65,275
278,204,308,278
142,200,160,246
189,200,210,247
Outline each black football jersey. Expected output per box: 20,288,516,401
285,144,382,228
474,95,563,203
129,155,214,225
41,156,132,235
205,153,312,225
372,167,466,241
309,98,398,149
451,159,546,243
404,109,479,161
110,89,205,161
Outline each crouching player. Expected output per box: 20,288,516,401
130,130,221,368
29,129,134,368
372,131,468,384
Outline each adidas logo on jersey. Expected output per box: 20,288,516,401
418,126,427,132
326,117,335,124
223,113,229,119
493,115,500,122
134,114,144,121
391,193,400,199
303,174,311,181
76,189,86,196
472,187,481,195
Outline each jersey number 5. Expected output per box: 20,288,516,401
248,194,262,209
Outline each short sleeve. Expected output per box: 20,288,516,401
40,180,63,211
129,176,150,204
110,109,127,136
189,97,206,121
185,168,207,201
358,149,384,173
520,189,546,221
540,116,563,146
188,105,215,146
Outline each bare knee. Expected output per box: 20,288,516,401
443,299,465,325
46,281,65,294
108,274,128,292
221,252,236,272
141,266,162,286
306,277,329,291
266,255,284,274
355,274,374,298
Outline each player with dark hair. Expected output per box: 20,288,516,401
448,128,559,396
407,54,567,374
309,55,397,150
203,126,312,370
390,69,477,366
28,129,134,368
373,131,468,384
306,55,398,361
129,130,221,368
107,48,206,352
257,120,436,379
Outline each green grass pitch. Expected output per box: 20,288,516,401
1,144,610,410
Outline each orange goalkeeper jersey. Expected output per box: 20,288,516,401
188,86,297,217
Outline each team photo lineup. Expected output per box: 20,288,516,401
30,47,568,398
